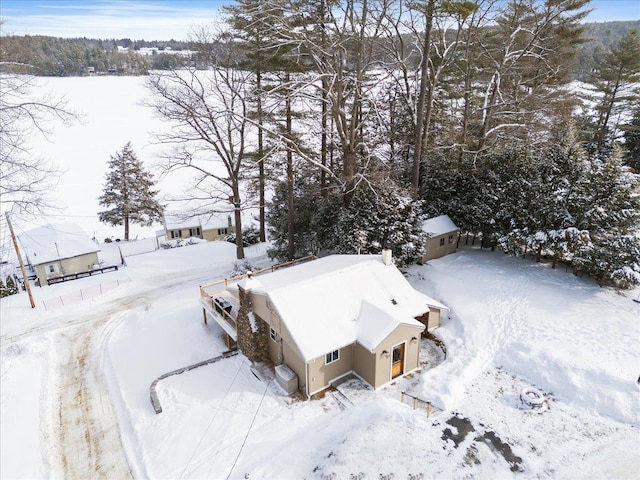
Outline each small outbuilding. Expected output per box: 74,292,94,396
18,224,100,286
418,215,459,264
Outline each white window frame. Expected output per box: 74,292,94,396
270,327,277,342
439,237,445,246
218,227,228,236
325,349,339,365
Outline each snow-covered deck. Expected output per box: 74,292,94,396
199,291,240,340
198,255,318,340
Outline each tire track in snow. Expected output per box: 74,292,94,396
43,270,222,479
50,314,134,479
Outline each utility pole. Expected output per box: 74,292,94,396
5,213,36,308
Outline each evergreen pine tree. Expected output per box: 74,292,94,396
587,29,640,153
266,181,341,261
621,108,640,171
0,278,7,298
98,142,164,241
574,148,640,286
335,181,426,267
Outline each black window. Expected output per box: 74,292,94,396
325,350,339,365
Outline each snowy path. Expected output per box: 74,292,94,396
44,265,242,478
49,315,134,479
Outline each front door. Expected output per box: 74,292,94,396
391,343,405,379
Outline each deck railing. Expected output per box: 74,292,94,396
199,255,317,302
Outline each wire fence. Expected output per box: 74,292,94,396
42,277,131,311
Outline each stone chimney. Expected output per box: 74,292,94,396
382,248,392,266
235,275,267,363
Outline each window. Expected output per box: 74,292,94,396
218,228,228,236
270,327,277,342
48,264,56,273
439,238,445,246
325,350,339,365
171,230,182,239
448,235,454,244
189,227,201,237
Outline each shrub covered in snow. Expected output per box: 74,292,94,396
224,225,261,247
228,260,256,277
159,237,207,249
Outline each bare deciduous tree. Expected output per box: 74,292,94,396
146,66,253,259
0,69,76,214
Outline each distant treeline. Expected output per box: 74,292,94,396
575,20,640,80
0,20,638,77
0,36,199,76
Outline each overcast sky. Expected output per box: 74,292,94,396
1,0,639,41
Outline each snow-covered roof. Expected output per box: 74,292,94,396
18,224,100,266
163,213,231,231
422,214,458,236
230,255,447,362
357,300,424,352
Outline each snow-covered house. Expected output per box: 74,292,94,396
200,253,448,398
18,224,100,286
160,213,235,242
418,215,460,264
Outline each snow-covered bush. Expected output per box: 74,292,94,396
224,225,261,247
159,236,207,249
228,261,256,277
5,275,19,295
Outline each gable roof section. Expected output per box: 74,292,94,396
19,224,99,266
232,255,446,362
357,300,424,352
422,214,458,237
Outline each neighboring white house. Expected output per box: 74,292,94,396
200,253,449,398
418,215,460,264
18,224,100,286
158,213,235,243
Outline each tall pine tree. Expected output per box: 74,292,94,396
587,29,640,153
98,142,163,241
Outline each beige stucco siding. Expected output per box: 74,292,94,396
251,292,306,361
370,324,424,388
35,252,99,286
427,307,441,329
282,340,307,393
419,231,459,263
307,344,354,396
353,342,376,387
267,327,283,365
202,227,233,242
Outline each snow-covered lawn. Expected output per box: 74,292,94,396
1,242,639,479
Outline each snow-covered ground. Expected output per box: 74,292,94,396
1,241,639,479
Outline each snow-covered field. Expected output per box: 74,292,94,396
1,240,639,479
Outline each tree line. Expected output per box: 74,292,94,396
0,19,638,77
2,1,639,288
0,35,197,75
132,0,639,288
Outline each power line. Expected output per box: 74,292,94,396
178,359,245,480
225,381,269,480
